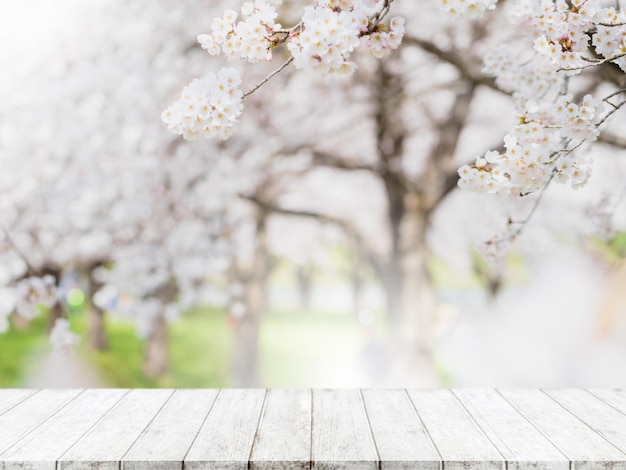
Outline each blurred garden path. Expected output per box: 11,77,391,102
24,352,104,388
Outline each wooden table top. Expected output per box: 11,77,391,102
0,389,625,469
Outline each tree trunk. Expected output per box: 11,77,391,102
296,265,313,310
88,307,108,351
350,264,364,318
385,196,439,387
142,279,178,378
143,315,168,378
231,313,261,387
88,268,108,351
384,257,404,328
42,267,62,333
230,208,268,387
48,303,63,332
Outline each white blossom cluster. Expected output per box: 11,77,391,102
436,0,497,18
363,16,405,58
592,7,626,73
288,4,364,74
482,45,563,102
161,68,243,141
9,276,79,353
95,209,231,336
15,275,58,320
532,0,598,71
94,244,173,337
458,94,605,194
507,0,626,73
197,1,280,63
164,0,405,141
458,0,624,197
288,1,405,73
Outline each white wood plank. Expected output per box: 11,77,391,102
546,390,626,454
249,389,311,470
453,389,568,470
0,389,128,470
58,389,174,470
588,390,626,415
184,389,266,470
0,389,83,455
311,389,378,470
361,389,440,470
0,390,39,417
499,389,626,470
406,389,504,470
122,389,219,470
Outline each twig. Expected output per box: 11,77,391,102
241,1,397,100
370,0,393,30
242,57,294,99
602,88,626,103
546,98,625,164
509,171,556,239
600,131,626,148
596,99,625,127
557,52,626,73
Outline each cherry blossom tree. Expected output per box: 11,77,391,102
0,0,240,375
162,0,626,384
1,0,625,387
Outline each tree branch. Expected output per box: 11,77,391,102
239,193,384,280
419,83,477,215
310,149,379,173
243,57,294,99
403,35,505,94
599,131,626,149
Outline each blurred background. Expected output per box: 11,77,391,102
1,0,625,389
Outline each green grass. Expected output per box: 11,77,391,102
165,307,233,387
0,305,381,388
0,316,49,387
260,309,378,387
77,307,233,388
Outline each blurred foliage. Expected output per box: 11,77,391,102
590,231,626,264
428,252,528,294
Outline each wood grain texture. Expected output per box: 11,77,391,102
249,389,311,470
0,389,83,456
361,389,440,470
407,389,504,470
0,389,626,470
499,389,626,470
587,390,626,415
453,389,568,470
0,389,128,470
0,390,39,417
184,389,266,470
545,390,626,454
122,389,219,470
311,389,378,470
58,389,174,470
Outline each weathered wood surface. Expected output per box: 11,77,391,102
0,389,625,469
